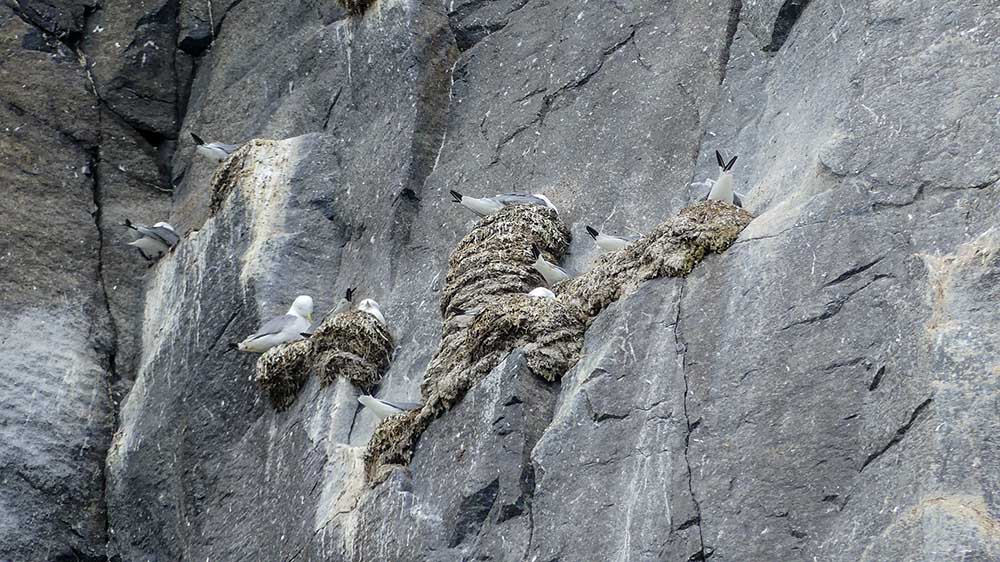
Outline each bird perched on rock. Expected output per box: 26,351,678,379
234,295,313,353
191,132,239,163
357,395,422,419
357,298,386,326
450,190,557,217
531,246,571,286
528,287,556,299
698,150,744,207
585,226,635,252
124,218,179,261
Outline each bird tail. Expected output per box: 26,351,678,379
585,226,599,240
449,190,463,203
190,132,205,146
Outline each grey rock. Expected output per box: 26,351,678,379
3,0,97,38
80,0,181,136
3,0,999,559
0,63,110,562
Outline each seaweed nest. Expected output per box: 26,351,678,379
310,310,394,390
252,340,312,411
441,204,571,316
561,200,753,318
252,307,394,410
337,0,375,16
363,200,753,485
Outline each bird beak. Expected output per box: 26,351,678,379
307,312,313,322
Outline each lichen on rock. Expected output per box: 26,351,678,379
310,310,394,390
253,339,312,411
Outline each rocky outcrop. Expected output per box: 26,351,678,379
2,0,998,560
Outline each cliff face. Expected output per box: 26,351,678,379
1,0,997,561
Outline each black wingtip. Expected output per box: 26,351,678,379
300,332,313,338
715,150,725,168
725,155,738,171
530,245,541,260
123,217,135,229
345,287,355,301
190,132,205,145
585,226,599,239
449,190,463,203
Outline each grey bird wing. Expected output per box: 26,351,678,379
133,224,175,247
149,225,179,246
379,399,422,411
495,193,546,207
212,142,240,154
247,314,297,340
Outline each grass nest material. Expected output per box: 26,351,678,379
310,310,393,390
561,200,753,318
363,199,753,485
441,204,571,316
337,0,375,16
252,340,312,411
252,308,394,410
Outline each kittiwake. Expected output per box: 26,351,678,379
585,226,635,252
234,295,313,353
698,150,744,207
357,298,386,326
124,218,179,261
358,395,422,419
528,287,556,299
531,245,571,286
332,287,356,316
191,132,239,163
449,190,557,217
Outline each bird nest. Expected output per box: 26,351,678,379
363,200,752,485
252,340,312,411
252,309,393,410
441,204,570,316
561,200,753,318
310,310,393,390
337,0,375,16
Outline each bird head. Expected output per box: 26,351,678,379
528,287,556,299
357,298,386,325
290,295,314,322
533,193,558,212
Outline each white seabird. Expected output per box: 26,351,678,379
531,246,571,286
357,298,387,326
450,190,557,217
235,295,313,353
191,132,239,163
585,226,635,252
528,287,556,299
124,218,179,260
699,150,744,207
358,395,422,419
